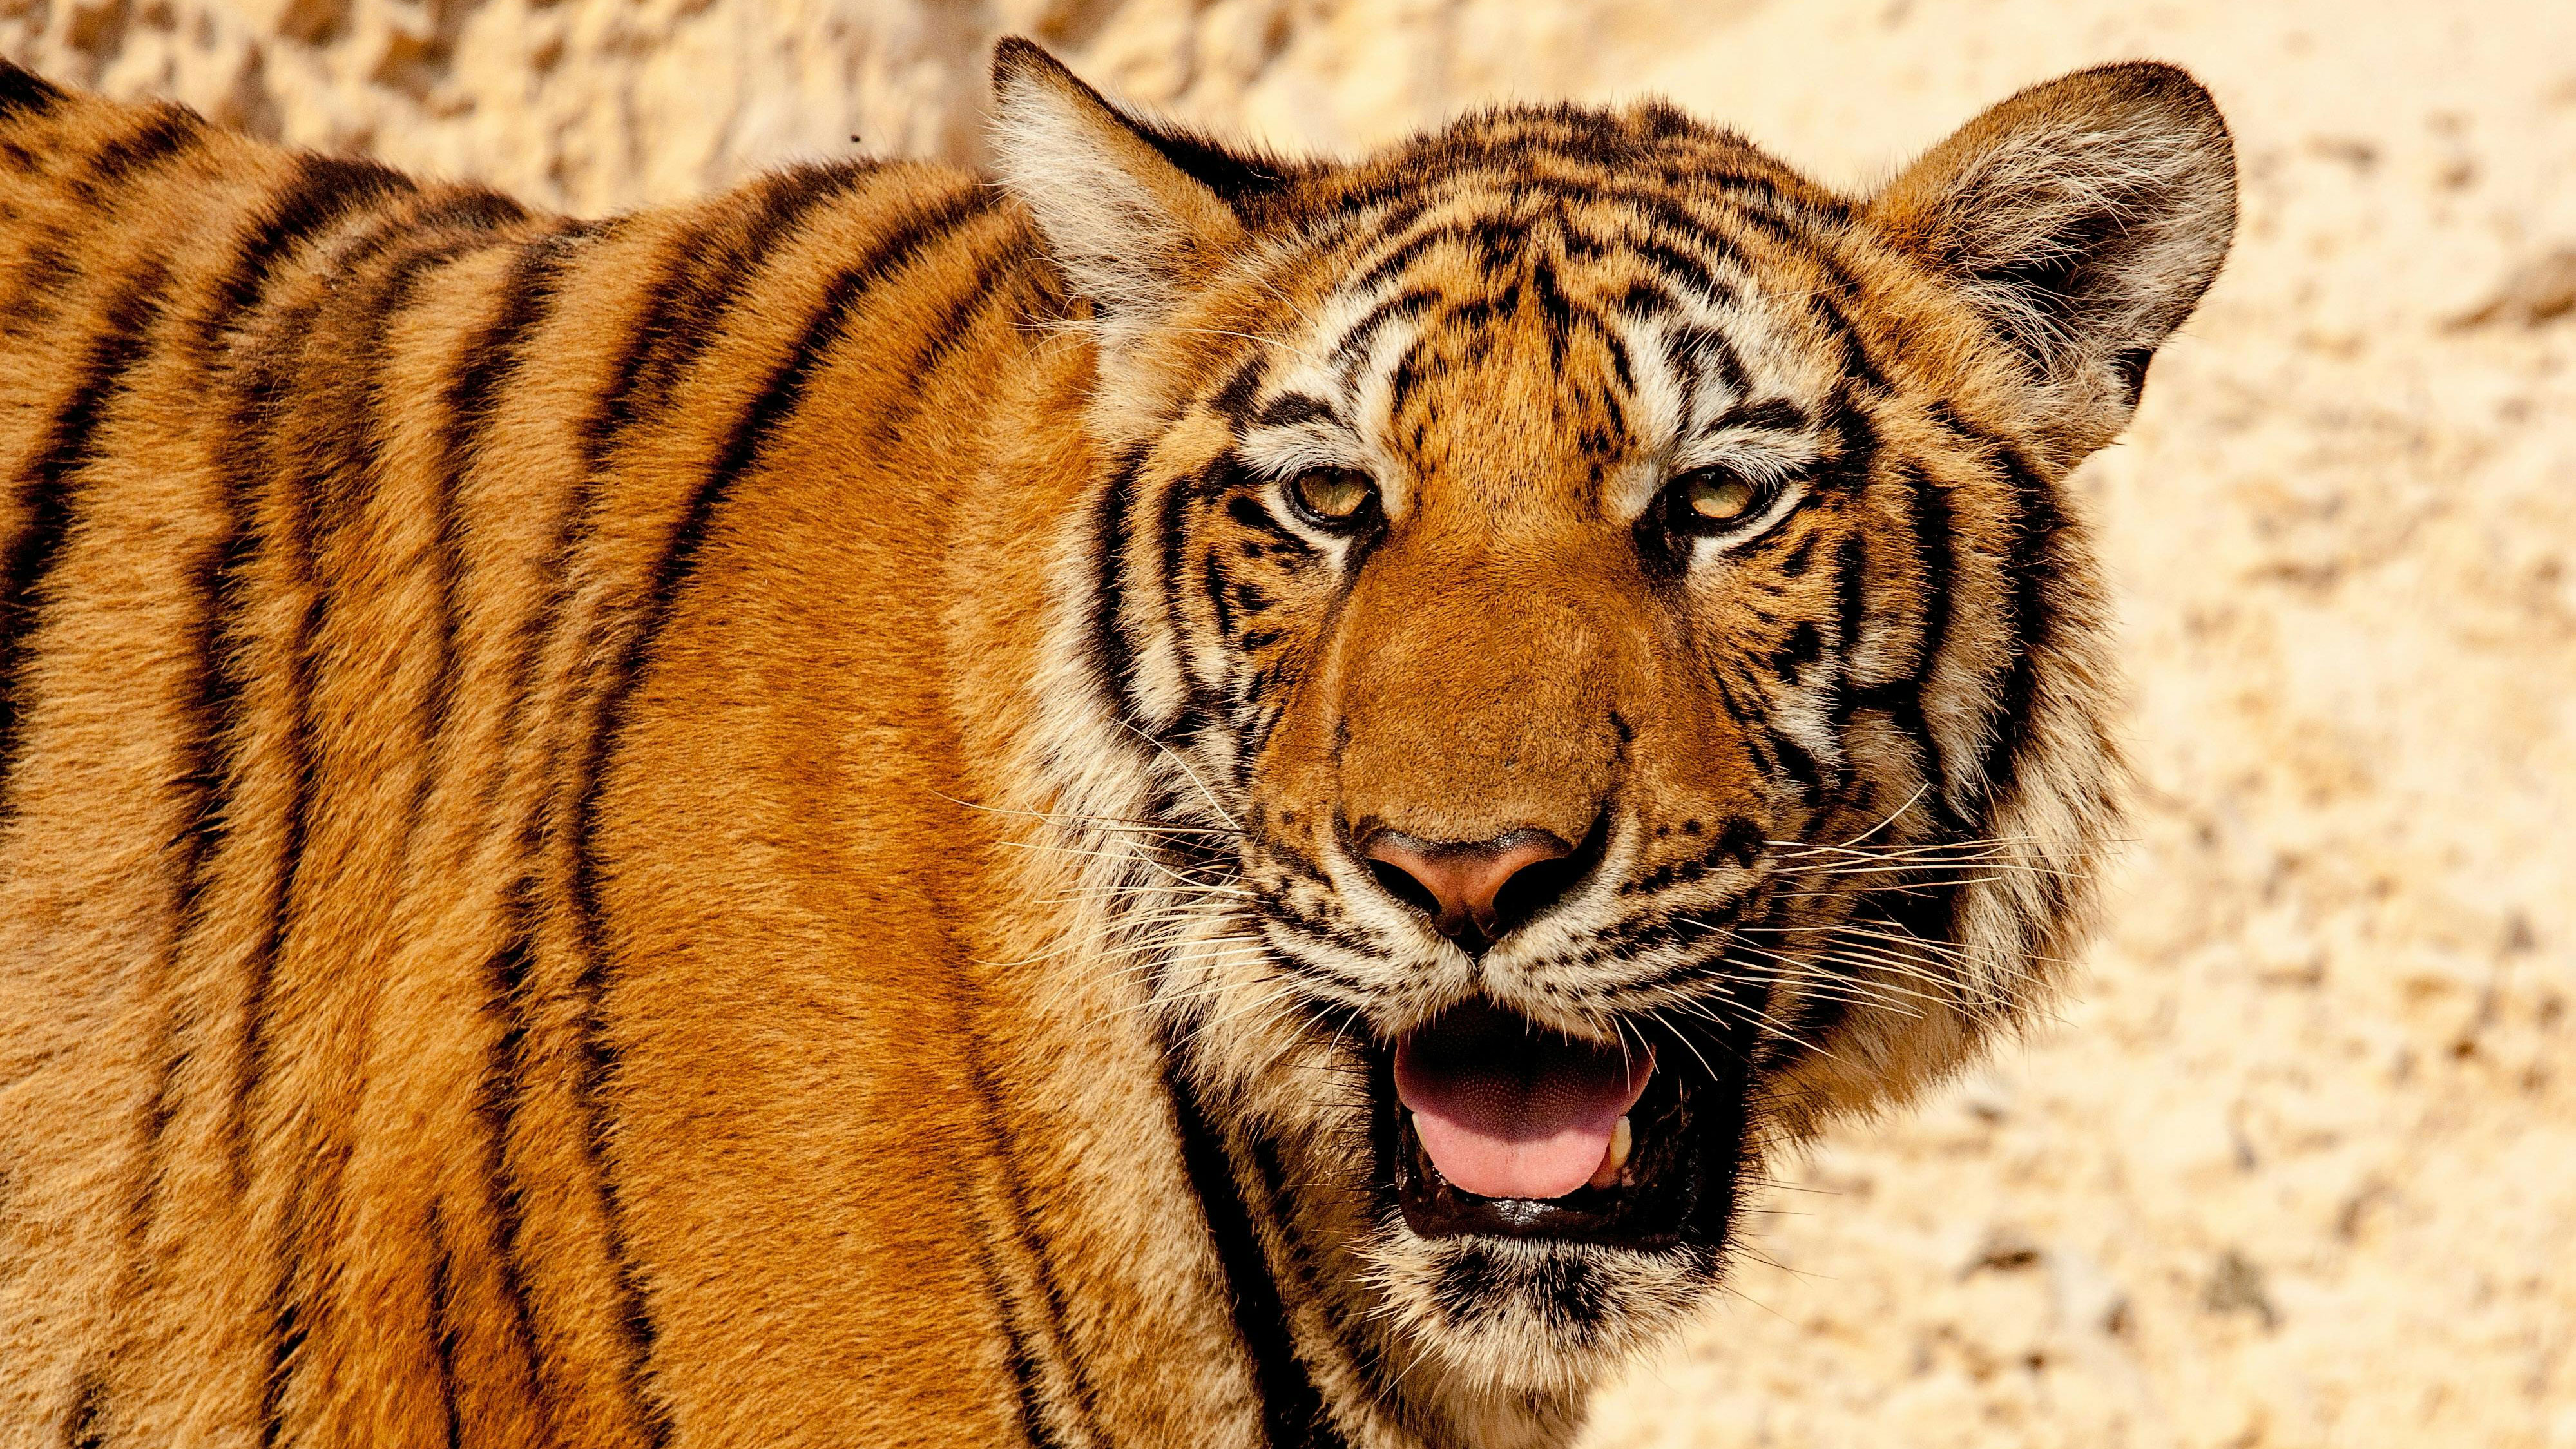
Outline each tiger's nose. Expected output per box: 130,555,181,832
1359,827,1578,949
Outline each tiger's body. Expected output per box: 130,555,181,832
0,43,2233,1449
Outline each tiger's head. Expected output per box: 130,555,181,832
991,40,2233,1430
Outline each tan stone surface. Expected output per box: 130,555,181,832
8,2,2570,1444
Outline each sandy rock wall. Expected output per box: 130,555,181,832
0,0,993,210
7,3,2571,1446
0,0,1672,211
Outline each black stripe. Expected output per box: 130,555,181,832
1844,883,1958,1028
180,175,477,910
1206,357,1265,426
889,239,1030,389
77,105,202,200
405,187,532,237
1339,178,1744,282
953,1013,1108,1445
1702,165,1856,222
1664,323,1747,408
1383,341,1430,420
1771,620,1823,682
462,230,621,1426
1308,158,1816,285
407,223,594,842
260,1305,305,1448
582,161,879,470
1328,179,1840,398
193,155,416,364
1557,333,1632,452
1220,490,1312,557
238,215,493,1420
1709,397,1809,434
1598,313,1635,394
1627,233,1738,306
305,231,494,546
569,193,1006,961
1610,279,1677,319
1776,534,1814,578
1829,530,1868,740
0,256,171,804
473,928,550,1411
570,191,1006,946
426,1205,465,1449
1979,443,2064,821
1800,285,1892,396
0,59,62,121
62,1372,104,1449
1205,546,1238,645
1691,200,1892,396
1164,1068,1340,1448
1852,463,1961,829
0,234,76,332
479,223,631,829
1903,463,1957,674
1796,406,1885,772
1251,393,1336,430
1767,725,1821,802
557,187,998,1439
1090,449,1145,724
172,158,429,905
967,1231,1066,1449
1329,286,1437,369
101,1014,193,1449
124,1041,186,1242
1919,404,2065,825
1347,226,1461,297
1809,393,1881,501
1153,462,1204,728
1530,258,1575,368
1242,1132,1379,1435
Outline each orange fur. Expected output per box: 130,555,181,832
0,43,2233,1448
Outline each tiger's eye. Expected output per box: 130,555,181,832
1682,470,1759,524
1290,468,1376,525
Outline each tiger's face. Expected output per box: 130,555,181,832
995,43,2233,1414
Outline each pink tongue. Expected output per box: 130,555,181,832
1394,1006,1654,1201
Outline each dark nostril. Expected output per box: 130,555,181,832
1367,857,1445,920
1358,826,1580,949
1486,850,1587,938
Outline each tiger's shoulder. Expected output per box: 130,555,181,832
0,53,1067,1447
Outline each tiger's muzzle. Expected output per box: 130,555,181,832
1295,811,1760,1253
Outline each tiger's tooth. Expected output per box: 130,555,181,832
1586,1115,1633,1191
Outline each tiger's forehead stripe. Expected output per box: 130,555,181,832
1200,178,1849,535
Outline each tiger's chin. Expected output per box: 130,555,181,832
1363,1233,1717,1398
1348,1003,1756,1398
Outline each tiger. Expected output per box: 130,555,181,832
0,35,2235,1449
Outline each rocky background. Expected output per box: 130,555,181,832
7,2,2571,1444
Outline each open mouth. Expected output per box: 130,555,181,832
1381,1001,1737,1249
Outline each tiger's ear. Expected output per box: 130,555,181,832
988,38,1253,338
1870,62,2237,448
